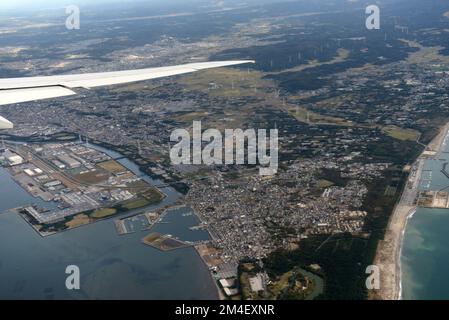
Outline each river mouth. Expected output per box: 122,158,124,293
0,141,217,300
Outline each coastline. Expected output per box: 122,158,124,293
371,122,449,300
397,207,416,300
190,208,227,300
0,152,218,299
2,135,221,299
194,248,226,300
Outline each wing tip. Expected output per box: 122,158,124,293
0,116,13,130
227,60,256,65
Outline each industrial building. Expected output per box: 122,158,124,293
5,153,24,166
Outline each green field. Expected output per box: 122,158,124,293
91,208,117,219
382,125,420,141
384,186,398,197
317,179,334,188
122,198,150,210
97,160,127,174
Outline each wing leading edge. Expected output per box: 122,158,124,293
0,60,254,129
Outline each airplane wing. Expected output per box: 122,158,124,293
0,60,254,129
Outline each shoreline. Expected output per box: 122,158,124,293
190,208,227,301
2,136,222,299
371,122,449,300
397,207,416,300
3,141,168,238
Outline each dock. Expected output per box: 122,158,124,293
417,190,449,208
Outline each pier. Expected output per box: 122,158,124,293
441,162,449,179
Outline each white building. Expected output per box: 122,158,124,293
7,155,24,166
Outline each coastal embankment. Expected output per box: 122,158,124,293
371,122,449,300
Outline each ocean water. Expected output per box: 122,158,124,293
0,144,217,300
401,133,449,299
0,164,54,212
401,208,449,299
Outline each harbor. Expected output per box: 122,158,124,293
0,140,217,299
402,125,449,299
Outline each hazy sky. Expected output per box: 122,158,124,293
0,0,147,11
0,0,237,10
0,0,280,13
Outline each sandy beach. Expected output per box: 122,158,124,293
371,123,449,300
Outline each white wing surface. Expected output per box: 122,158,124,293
0,60,254,129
